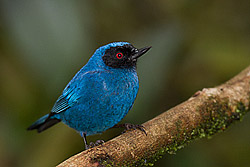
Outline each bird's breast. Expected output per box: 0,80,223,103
105,70,138,94
60,69,139,135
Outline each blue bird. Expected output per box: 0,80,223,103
28,42,151,149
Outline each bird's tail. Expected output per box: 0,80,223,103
27,114,61,133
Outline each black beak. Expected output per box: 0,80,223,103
131,46,152,60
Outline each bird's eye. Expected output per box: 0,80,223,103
116,52,123,59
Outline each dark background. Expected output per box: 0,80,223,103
0,1,250,167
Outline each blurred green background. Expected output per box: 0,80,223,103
0,0,250,167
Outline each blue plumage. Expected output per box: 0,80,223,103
28,42,151,148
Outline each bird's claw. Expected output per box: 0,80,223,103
95,140,105,145
85,140,105,149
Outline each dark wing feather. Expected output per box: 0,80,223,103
50,70,104,114
51,95,71,114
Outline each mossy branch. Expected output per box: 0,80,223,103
57,66,250,167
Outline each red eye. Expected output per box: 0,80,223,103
116,52,123,59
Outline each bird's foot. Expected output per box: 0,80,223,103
80,132,105,150
113,123,147,136
86,140,105,149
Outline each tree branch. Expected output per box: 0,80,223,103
57,66,250,167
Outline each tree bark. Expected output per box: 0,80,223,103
57,66,250,167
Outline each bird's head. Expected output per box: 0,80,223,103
89,42,151,70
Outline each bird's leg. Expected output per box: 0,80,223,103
80,132,104,150
80,132,90,150
113,123,147,136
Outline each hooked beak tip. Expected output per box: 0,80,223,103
132,46,152,60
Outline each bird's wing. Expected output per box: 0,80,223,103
50,70,106,114
51,95,71,113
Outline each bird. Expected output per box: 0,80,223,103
27,42,151,149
